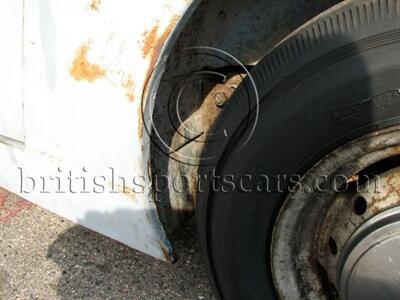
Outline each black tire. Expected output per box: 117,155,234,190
197,0,400,299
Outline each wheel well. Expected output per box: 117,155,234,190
150,0,341,233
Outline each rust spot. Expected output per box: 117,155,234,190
122,75,135,102
89,0,101,11
142,16,180,85
70,43,106,82
347,175,359,184
392,145,400,154
158,242,173,263
139,16,180,139
107,182,139,201
137,106,144,139
142,26,159,58
118,185,137,199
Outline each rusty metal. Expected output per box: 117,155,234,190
0,0,343,261
70,42,106,82
149,0,341,233
318,166,400,289
0,0,202,262
155,73,243,232
271,126,400,299
214,92,227,107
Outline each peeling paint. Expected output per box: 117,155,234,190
70,43,106,82
89,0,101,11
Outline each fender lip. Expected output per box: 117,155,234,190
140,0,203,262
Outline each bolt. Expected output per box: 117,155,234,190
214,92,227,107
218,10,226,19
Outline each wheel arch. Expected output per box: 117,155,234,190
147,0,341,236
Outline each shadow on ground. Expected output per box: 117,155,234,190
47,218,215,299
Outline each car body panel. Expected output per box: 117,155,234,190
0,0,199,261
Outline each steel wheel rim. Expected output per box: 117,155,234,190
271,125,400,299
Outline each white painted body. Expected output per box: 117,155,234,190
0,0,197,261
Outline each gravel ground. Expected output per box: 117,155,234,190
0,189,215,300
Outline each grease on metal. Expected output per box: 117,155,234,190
70,43,106,82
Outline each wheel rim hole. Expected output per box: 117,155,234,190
354,196,368,215
329,237,338,255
